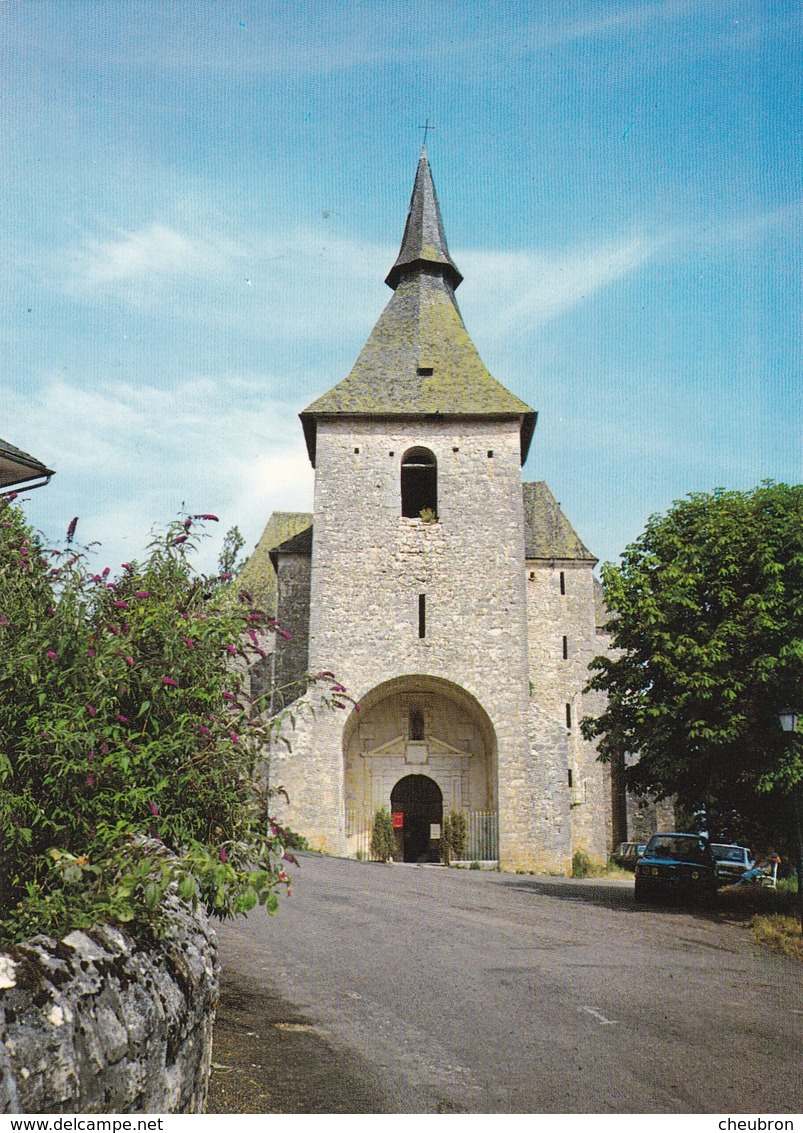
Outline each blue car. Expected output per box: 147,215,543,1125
634,833,717,905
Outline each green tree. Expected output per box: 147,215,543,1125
582,484,803,845
0,501,347,944
370,806,396,862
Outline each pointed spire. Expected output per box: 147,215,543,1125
385,147,463,291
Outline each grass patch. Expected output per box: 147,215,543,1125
750,914,803,961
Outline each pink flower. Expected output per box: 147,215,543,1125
182,637,194,649
47,607,56,617
115,714,130,724
66,516,78,543
162,677,178,688
197,724,210,738
134,591,151,598
121,562,132,571
228,732,239,744
277,628,292,641
150,802,159,816
88,750,94,761
248,614,262,622
330,683,347,693
101,743,109,755
222,691,237,703
87,704,96,718
225,644,238,656
125,656,134,667
172,534,188,545
88,649,95,658
102,567,110,578
0,615,7,626
46,649,57,660
86,775,94,787
114,601,129,610
197,514,219,522
219,848,228,862
355,703,361,712
219,572,233,581
183,517,192,529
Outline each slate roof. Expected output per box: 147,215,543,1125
522,481,597,563
0,436,54,490
385,147,463,290
237,511,313,614
300,151,536,467
269,524,313,566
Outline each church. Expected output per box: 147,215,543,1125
244,150,624,873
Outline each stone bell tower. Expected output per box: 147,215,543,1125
266,148,567,870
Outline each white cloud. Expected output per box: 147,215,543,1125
67,222,245,287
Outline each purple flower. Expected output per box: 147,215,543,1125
114,600,129,610
125,656,134,667
115,714,130,724
150,802,159,816
46,650,57,660
87,704,96,718
225,644,238,656
182,636,194,648
88,648,95,658
121,562,132,571
86,775,94,787
66,516,78,543
88,750,94,761
219,572,233,581
220,848,228,862
197,724,210,738
134,591,151,598
162,677,178,688
198,513,219,522
222,691,237,703
228,731,239,744
172,534,188,545
0,615,8,626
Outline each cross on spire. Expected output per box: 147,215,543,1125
419,119,434,147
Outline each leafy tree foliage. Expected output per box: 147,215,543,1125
0,501,346,945
582,484,803,843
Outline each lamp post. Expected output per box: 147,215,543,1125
779,710,802,936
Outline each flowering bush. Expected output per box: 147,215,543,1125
0,502,346,945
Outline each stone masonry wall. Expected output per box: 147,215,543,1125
299,417,544,869
526,560,611,863
0,898,218,1115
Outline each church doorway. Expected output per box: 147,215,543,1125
391,774,443,863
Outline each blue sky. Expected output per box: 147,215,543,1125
3,0,801,573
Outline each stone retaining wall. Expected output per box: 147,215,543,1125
0,898,218,1114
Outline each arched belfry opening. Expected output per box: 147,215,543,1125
391,774,442,863
401,447,437,518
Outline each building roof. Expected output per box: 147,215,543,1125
522,481,597,563
236,511,313,614
385,147,463,291
269,524,313,566
0,436,54,491
300,152,536,468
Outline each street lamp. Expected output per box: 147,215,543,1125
778,710,802,936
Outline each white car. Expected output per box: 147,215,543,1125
711,844,754,885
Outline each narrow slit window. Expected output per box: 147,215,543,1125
566,702,572,729
409,709,425,740
562,636,568,659
401,447,437,518
418,593,426,638
559,571,566,595
567,769,573,789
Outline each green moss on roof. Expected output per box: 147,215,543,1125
237,511,313,615
522,482,597,562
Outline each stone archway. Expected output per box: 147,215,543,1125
391,774,443,863
342,674,497,860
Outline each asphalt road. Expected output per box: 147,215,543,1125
207,853,803,1114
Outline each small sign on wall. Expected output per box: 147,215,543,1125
392,811,404,829
430,824,441,838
